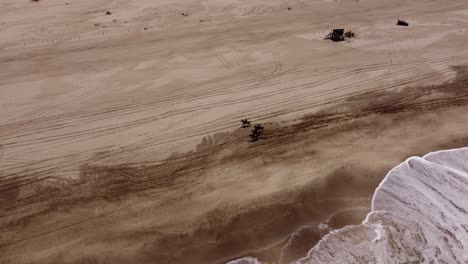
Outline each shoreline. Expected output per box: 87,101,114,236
296,147,468,263
3,67,468,263
225,207,369,264
1,0,468,262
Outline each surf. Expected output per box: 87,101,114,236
229,147,468,263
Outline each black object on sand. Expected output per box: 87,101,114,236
397,19,409,26
241,119,251,128
328,29,345,42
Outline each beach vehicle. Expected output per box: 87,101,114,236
397,19,409,26
326,29,345,42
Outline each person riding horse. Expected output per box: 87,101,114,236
249,124,264,142
249,130,261,141
241,119,251,128
253,124,264,132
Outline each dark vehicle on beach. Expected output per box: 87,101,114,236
397,19,409,26
327,29,345,42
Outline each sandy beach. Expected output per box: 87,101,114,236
1,0,468,263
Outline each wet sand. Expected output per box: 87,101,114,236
3,68,468,263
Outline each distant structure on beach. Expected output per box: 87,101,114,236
327,29,345,42
397,19,409,26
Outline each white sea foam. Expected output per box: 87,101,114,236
226,257,262,264
229,148,468,263
296,147,468,263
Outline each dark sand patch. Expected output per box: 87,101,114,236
1,67,468,264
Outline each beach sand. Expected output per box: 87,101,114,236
1,0,468,263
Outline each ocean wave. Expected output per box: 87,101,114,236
229,148,468,263
227,257,262,264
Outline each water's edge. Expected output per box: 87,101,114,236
230,147,468,264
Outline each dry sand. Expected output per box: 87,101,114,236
1,0,468,263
